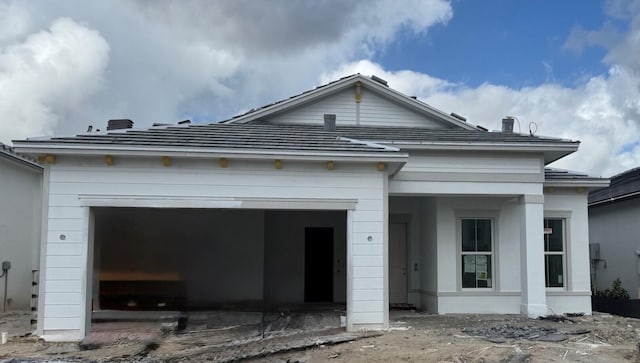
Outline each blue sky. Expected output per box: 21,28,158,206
0,0,639,176
379,1,611,88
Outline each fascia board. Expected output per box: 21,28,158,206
589,191,640,207
12,143,409,163
544,180,610,188
0,149,43,172
379,141,579,153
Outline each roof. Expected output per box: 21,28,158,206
544,168,608,188
13,123,405,160
0,142,42,172
222,74,478,131
589,166,640,206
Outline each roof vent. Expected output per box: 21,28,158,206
324,114,336,131
450,112,467,122
370,75,388,86
178,119,191,125
107,119,134,130
502,116,515,133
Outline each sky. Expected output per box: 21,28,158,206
0,0,639,177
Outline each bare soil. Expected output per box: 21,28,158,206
0,311,639,362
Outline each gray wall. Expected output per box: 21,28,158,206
589,198,640,298
0,157,41,309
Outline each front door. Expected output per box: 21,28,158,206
389,223,408,304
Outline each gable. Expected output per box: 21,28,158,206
262,86,455,129
225,75,475,130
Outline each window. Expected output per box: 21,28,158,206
544,218,565,288
461,218,493,288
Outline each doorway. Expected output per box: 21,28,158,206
304,227,334,302
389,222,408,304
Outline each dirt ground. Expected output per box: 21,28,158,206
0,310,639,362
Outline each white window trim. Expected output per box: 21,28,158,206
544,211,572,292
455,210,499,292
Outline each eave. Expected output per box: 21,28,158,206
377,140,579,165
12,142,409,164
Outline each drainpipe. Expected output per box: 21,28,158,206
0,261,11,312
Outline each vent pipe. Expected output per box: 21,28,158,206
324,114,336,131
502,116,514,133
107,119,134,130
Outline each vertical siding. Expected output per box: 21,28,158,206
42,157,387,337
266,88,446,128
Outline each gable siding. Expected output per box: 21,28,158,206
265,88,448,128
41,157,388,338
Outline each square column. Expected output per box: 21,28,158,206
519,194,547,317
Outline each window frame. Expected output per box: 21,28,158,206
456,213,497,291
543,212,571,291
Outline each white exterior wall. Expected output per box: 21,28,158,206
544,189,592,314
265,88,446,128
40,156,388,341
386,190,591,315
0,158,41,310
435,197,524,314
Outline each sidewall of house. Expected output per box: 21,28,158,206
589,197,640,298
0,159,41,310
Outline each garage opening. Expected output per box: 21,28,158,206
90,207,347,330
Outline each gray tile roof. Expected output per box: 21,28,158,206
325,125,577,144
589,167,640,205
0,142,41,169
20,122,578,154
21,123,400,154
545,168,591,180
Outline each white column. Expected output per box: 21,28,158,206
520,194,547,317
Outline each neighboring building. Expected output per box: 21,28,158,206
0,143,42,310
589,167,640,298
13,74,608,341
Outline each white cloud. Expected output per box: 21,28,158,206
0,0,453,141
0,16,109,143
324,59,640,177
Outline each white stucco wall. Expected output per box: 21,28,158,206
391,191,591,315
40,156,387,341
0,157,41,310
544,189,592,314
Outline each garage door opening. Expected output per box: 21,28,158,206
90,207,347,329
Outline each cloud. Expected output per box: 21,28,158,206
0,0,453,141
323,59,640,177
0,16,109,143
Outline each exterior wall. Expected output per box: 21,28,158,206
589,197,640,298
40,156,387,341
544,190,592,314
413,191,591,315
395,151,543,183
435,196,524,314
265,88,447,128
0,157,41,310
